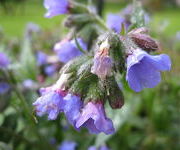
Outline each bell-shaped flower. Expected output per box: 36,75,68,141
76,102,115,135
0,82,10,94
0,52,10,68
36,51,47,66
106,14,130,33
126,49,171,92
33,79,67,120
54,38,87,63
58,140,77,150
63,94,82,127
91,55,112,80
44,0,69,18
91,39,113,80
33,88,66,120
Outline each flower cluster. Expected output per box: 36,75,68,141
33,72,115,134
33,0,172,136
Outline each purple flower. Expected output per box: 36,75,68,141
88,145,110,150
36,51,47,66
23,79,35,89
0,82,10,94
33,86,66,120
54,38,87,63
99,146,110,150
107,14,126,33
88,146,97,150
44,0,69,18
44,65,57,76
58,140,77,150
63,94,82,128
126,49,171,92
91,55,112,80
76,102,115,135
0,52,10,68
26,22,40,33
91,39,112,79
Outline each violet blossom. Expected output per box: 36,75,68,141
0,52,10,68
63,94,82,127
44,0,69,18
76,102,115,135
33,84,67,120
58,140,77,150
54,38,87,63
126,49,171,92
36,51,47,66
0,82,10,94
106,14,126,33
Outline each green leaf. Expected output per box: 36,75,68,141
19,37,37,80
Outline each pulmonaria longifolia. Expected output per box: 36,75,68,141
33,0,172,135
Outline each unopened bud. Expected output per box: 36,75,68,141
128,27,159,52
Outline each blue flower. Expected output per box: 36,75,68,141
63,94,82,128
44,65,57,76
36,51,47,66
88,146,97,150
33,86,66,120
76,102,115,135
106,14,129,33
0,52,10,68
54,38,87,63
126,49,171,92
58,140,77,150
44,0,69,18
99,146,110,150
0,82,10,94
22,79,35,89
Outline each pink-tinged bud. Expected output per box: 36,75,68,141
91,39,113,80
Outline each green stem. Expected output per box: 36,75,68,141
72,1,110,31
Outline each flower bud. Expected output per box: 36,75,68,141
91,39,113,80
128,27,159,52
105,76,124,109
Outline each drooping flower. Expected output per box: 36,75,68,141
76,102,115,135
107,14,130,33
88,146,97,150
91,39,113,80
33,84,67,120
63,94,82,127
22,79,36,89
54,38,87,63
44,65,57,76
58,140,77,150
0,82,10,94
0,52,10,68
36,51,47,66
91,55,112,80
88,145,110,150
44,0,69,18
106,14,126,33
126,49,171,92
99,145,110,150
